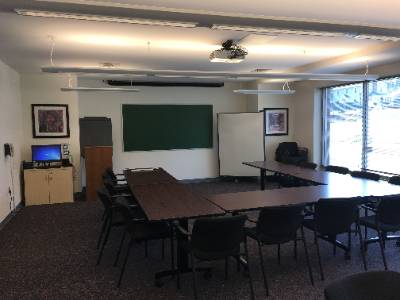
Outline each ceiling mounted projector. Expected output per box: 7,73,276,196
209,40,248,63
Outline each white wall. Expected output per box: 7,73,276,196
78,80,247,180
20,74,81,192
257,82,296,161
0,60,23,223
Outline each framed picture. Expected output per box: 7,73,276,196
264,108,288,136
32,104,70,138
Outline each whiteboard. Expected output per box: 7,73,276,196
218,112,265,176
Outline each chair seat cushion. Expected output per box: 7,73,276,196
180,240,241,261
245,227,296,245
359,216,400,233
130,221,171,241
324,271,400,300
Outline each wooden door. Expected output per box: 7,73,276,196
49,167,74,204
24,169,50,206
84,146,113,201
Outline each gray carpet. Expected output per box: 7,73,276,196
0,180,398,299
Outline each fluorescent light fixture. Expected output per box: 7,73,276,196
234,89,295,95
15,9,198,28
60,87,140,92
353,34,400,42
211,24,345,37
42,66,379,81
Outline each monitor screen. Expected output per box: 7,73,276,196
32,145,62,162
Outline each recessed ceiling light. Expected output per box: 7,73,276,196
15,9,198,28
60,87,140,92
353,34,400,42
234,89,296,95
211,24,345,38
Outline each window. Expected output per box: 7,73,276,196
323,83,363,169
323,77,400,174
366,78,400,174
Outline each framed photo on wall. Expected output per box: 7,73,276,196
32,104,70,138
264,108,288,136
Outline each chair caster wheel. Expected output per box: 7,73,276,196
203,270,212,280
155,279,163,288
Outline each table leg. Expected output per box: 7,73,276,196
260,169,266,190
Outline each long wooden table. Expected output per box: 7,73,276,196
208,161,400,213
124,168,224,285
124,163,400,286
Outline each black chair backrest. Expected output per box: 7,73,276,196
325,165,350,175
256,204,305,242
298,162,318,170
105,167,117,181
351,170,380,181
389,176,400,186
191,215,247,254
377,195,400,226
103,178,119,196
314,198,359,235
97,187,113,211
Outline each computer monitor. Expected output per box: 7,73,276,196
31,144,62,162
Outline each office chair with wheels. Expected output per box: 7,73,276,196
176,214,255,300
303,198,366,280
324,271,400,300
360,194,400,270
275,142,308,165
324,165,350,175
246,204,313,296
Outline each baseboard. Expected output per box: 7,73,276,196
0,203,22,231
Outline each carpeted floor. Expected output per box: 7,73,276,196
0,179,399,299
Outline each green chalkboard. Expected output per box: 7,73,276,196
122,105,213,151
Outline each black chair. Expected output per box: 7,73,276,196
96,188,139,261
102,171,129,192
350,171,381,239
360,194,400,270
297,161,318,170
388,176,400,185
114,203,173,287
246,204,313,296
350,170,381,181
103,178,133,199
275,142,308,165
303,198,366,280
324,271,400,300
324,165,350,175
176,215,255,300
105,167,126,182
